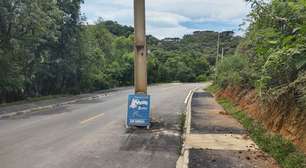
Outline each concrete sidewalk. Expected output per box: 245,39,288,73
182,90,279,168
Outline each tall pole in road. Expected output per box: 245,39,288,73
127,0,150,129
134,0,147,94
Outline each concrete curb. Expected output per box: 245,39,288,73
176,88,197,168
0,92,113,119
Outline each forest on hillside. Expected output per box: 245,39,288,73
0,0,240,103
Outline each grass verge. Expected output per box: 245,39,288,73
0,95,68,107
177,111,186,154
207,85,306,168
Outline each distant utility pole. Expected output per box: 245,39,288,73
216,32,220,65
134,0,147,94
221,48,224,60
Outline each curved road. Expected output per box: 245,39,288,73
0,83,204,168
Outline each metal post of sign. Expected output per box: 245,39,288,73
126,0,151,129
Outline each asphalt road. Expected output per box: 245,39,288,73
0,83,203,168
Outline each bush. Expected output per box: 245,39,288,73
258,48,298,91
196,75,208,82
215,55,252,88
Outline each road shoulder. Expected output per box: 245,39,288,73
178,89,279,168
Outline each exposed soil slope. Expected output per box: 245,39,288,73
216,86,306,153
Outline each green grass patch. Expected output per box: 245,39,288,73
208,84,306,168
206,84,220,94
178,112,186,134
177,111,186,154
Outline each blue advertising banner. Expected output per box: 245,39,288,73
127,94,151,127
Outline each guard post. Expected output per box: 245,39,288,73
126,0,151,129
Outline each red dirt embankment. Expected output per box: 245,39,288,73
216,86,306,153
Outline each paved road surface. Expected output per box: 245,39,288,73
0,83,203,168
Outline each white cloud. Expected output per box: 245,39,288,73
148,26,197,39
81,0,250,39
146,11,195,39
82,2,133,25
147,11,190,28
149,0,248,20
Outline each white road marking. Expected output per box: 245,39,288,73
184,90,194,104
80,113,105,125
184,87,201,104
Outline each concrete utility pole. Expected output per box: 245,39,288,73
216,32,220,64
221,48,224,60
134,0,147,94
126,0,150,129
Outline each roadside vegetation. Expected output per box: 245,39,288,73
214,0,306,109
213,0,306,160
207,85,306,168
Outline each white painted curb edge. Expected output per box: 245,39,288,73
176,87,198,168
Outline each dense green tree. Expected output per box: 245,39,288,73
0,0,62,101
100,20,134,37
51,0,84,94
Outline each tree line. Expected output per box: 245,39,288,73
0,0,240,103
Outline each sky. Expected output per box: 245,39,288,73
81,0,251,39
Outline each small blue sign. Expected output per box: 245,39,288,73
127,94,151,127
